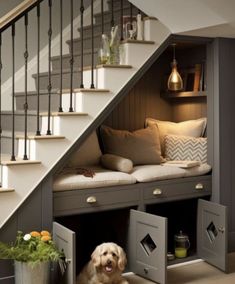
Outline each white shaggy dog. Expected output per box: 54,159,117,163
77,242,129,284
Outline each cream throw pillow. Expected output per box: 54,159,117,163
68,131,102,167
100,125,162,165
145,117,207,155
101,154,133,173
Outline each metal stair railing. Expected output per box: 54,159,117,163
0,0,140,182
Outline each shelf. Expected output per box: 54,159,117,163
161,91,206,99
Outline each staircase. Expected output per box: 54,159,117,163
0,0,170,229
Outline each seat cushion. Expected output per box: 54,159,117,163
131,163,211,183
53,167,136,191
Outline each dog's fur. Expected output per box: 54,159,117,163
77,242,129,284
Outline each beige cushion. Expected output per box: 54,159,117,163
100,125,163,165
145,117,207,155
131,163,211,183
68,131,102,167
53,166,136,191
165,134,207,163
100,154,133,173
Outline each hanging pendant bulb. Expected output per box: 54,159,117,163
167,44,183,91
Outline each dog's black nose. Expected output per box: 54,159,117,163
107,260,112,265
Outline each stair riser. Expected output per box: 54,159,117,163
1,114,39,132
94,6,139,26
34,71,82,91
1,137,18,155
67,34,103,54
78,22,113,40
107,0,131,11
16,94,60,112
51,51,98,70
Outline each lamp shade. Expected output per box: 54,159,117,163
167,59,183,91
167,44,183,91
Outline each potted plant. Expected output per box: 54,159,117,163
0,230,65,284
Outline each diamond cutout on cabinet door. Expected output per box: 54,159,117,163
207,222,218,243
141,233,157,256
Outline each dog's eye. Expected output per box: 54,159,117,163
112,253,117,257
103,251,107,256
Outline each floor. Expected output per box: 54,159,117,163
124,253,235,284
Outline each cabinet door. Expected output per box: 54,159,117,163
128,209,167,284
53,222,76,284
197,199,228,272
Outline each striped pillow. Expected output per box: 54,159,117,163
165,134,207,163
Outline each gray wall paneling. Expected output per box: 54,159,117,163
212,38,235,251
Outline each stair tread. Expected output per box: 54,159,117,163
51,48,99,60
40,111,88,116
15,89,59,97
60,88,110,93
32,64,132,77
96,64,132,69
1,159,41,166
121,39,155,44
0,188,15,193
1,110,38,116
16,134,66,140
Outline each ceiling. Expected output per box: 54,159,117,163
130,0,235,38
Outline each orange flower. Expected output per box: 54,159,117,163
41,235,51,242
40,230,51,237
30,231,41,237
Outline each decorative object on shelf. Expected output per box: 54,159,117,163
136,10,144,40
167,43,183,91
98,34,110,64
0,230,65,284
108,25,120,64
174,230,190,258
122,15,137,40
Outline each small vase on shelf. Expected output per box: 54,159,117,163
136,12,144,40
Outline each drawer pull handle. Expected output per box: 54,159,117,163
195,183,204,190
86,196,97,204
153,189,162,195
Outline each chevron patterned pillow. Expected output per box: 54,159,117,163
165,134,207,163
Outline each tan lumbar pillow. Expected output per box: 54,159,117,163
100,124,163,165
101,154,133,173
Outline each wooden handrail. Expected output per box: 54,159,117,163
0,0,44,33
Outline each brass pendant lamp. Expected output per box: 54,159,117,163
167,44,183,91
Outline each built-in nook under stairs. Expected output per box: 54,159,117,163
0,0,170,229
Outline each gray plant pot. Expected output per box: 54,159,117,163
14,261,50,284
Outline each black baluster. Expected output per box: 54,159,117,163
101,0,104,35
120,0,123,40
11,24,16,161
23,14,29,160
80,0,84,89
58,0,63,112
69,0,74,112
111,0,114,27
36,3,41,135
130,2,133,30
0,34,2,165
47,0,52,135
90,0,95,89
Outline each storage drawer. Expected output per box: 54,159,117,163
53,186,140,216
143,176,212,203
